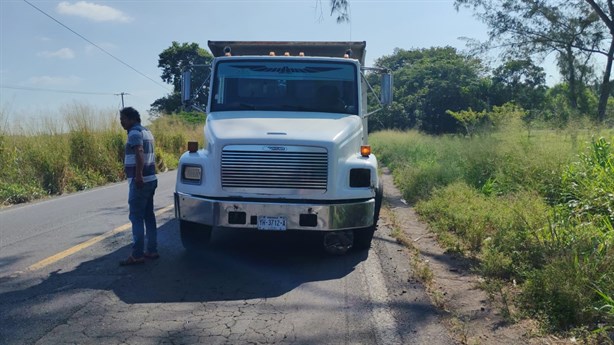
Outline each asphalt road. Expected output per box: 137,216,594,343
0,171,454,345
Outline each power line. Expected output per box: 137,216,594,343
22,0,171,92
1,85,115,96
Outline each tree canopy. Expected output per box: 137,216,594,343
150,41,213,115
454,0,614,122
369,47,489,134
490,58,547,111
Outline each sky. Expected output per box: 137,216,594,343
0,0,558,124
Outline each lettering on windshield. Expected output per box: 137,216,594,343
231,65,341,74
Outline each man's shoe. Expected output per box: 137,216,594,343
119,255,145,266
144,252,160,259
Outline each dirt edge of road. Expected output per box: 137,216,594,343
378,167,576,345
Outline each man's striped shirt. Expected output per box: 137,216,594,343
124,124,157,183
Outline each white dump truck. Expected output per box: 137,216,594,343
175,41,392,254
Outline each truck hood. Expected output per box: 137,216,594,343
207,111,362,146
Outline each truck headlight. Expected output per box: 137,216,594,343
182,165,202,182
349,168,370,187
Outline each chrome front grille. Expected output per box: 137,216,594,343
221,145,328,193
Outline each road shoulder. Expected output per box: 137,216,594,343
379,167,559,345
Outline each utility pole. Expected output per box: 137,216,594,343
115,92,130,108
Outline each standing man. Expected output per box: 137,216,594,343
119,107,159,266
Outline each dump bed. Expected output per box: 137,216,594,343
207,41,366,65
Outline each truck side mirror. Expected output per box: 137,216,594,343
380,73,393,106
181,70,192,104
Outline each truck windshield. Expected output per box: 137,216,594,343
210,60,358,114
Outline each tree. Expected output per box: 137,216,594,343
150,42,213,115
326,0,349,22
543,82,599,124
150,92,182,115
583,0,614,122
446,108,488,136
454,0,612,122
490,58,547,111
370,47,489,134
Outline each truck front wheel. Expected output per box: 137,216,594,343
179,220,212,251
353,179,383,250
353,227,375,250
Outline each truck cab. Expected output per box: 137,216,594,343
174,41,392,254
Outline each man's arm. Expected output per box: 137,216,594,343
134,144,145,188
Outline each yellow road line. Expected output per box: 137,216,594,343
24,204,174,272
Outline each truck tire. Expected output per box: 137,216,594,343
353,179,383,250
323,230,354,255
179,220,212,251
353,227,375,250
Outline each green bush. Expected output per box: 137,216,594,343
414,182,487,251
521,260,596,330
155,147,179,172
521,223,613,331
559,137,614,222
374,127,614,333
416,182,549,275
0,181,45,204
175,111,206,125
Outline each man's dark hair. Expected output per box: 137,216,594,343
120,107,141,123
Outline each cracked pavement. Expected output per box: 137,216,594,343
0,172,453,345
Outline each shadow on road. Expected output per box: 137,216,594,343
0,213,460,345
118,220,370,304
0,218,369,343
0,216,369,304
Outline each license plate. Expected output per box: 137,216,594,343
257,216,287,231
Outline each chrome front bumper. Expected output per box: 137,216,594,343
174,192,374,231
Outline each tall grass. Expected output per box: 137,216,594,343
148,114,204,172
0,104,205,206
371,125,614,335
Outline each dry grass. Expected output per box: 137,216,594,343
0,104,205,205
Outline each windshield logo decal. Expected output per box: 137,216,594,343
231,65,341,74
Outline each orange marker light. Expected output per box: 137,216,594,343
360,145,371,157
188,141,198,153
269,51,276,56
299,52,305,56
284,52,290,56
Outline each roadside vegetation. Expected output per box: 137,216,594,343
0,104,204,206
352,23,614,338
371,119,614,340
